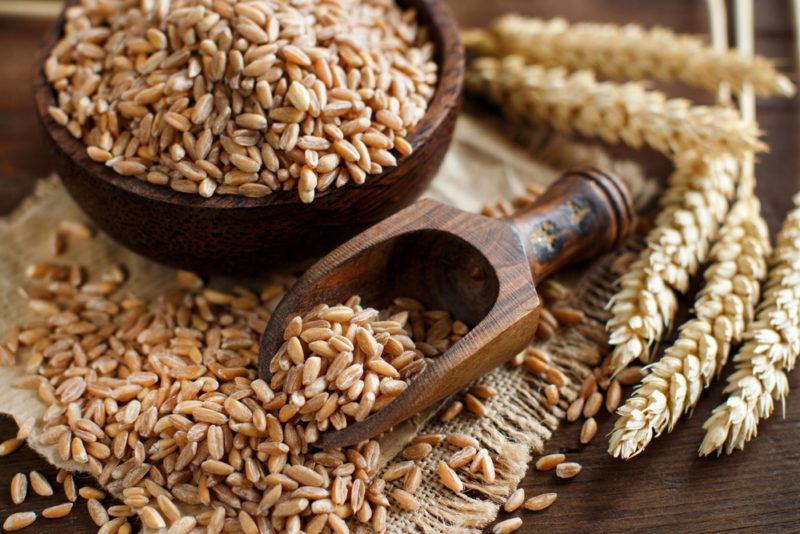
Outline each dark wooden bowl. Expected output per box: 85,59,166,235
33,0,464,275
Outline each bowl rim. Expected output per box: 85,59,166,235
33,0,464,211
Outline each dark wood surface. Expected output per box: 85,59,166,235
0,1,798,532
35,0,464,275
261,170,632,449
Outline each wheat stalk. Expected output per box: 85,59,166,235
609,194,770,458
462,15,795,98
606,151,738,373
699,195,800,456
466,55,765,158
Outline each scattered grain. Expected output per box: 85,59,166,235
436,461,464,493
10,473,27,505
493,517,523,534
390,488,420,512
402,443,433,460
583,391,603,418
87,499,109,526
580,417,598,444
567,397,584,422
544,384,559,406
535,453,565,472
464,394,488,417
605,380,622,413
616,366,646,386
3,512,36,531
42,503,73,519
524,492,558,511
555,462,582,479
0,439,23,456
503,488,525,512
29,471,53,497
78,487,105,501
550,306,584,325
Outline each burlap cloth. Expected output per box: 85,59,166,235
0,114,652,533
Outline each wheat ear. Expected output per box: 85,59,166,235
466,55,765,158
606,152,738,373
463,15,795,98
609,194,770,458
699,195,800,456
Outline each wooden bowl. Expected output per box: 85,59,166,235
33,0,464,275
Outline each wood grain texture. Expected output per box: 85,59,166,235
0,1,799,533
259,170,632,449
33,0,465,275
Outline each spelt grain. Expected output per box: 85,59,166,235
390,488,420,512
580,417,598,444
29,472,53,497
524,492,558,511
167,516,196,534
605,380,622,413
436,461,464,493
0,439,23,456
78,487,105,500
535,453,565,471
3,512,36,531
544,384,559,406
556,462,582,479
42,503,73,519
139,506,165,530
447,434,480,448
402,443,433,460
87,499,109,526
583,392,603,418
567,397,584,422
504,488,525,512
10,473,27,505
545,367,567,388
580,374,598,399
449,446,478,469
550,306,584,325
62,475,76,502
403,464,422,494
493,517,523,534
616,367,646,386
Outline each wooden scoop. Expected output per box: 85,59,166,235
258,169,634,449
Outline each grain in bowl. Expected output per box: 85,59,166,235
44,0,438,202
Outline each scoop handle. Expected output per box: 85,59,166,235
508,168,635,283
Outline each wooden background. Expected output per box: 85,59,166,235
0,1,798,532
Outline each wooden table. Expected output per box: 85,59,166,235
0,1,798,532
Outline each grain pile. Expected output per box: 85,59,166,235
44,0,437,202
0,236,473,533
268,297,467,432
